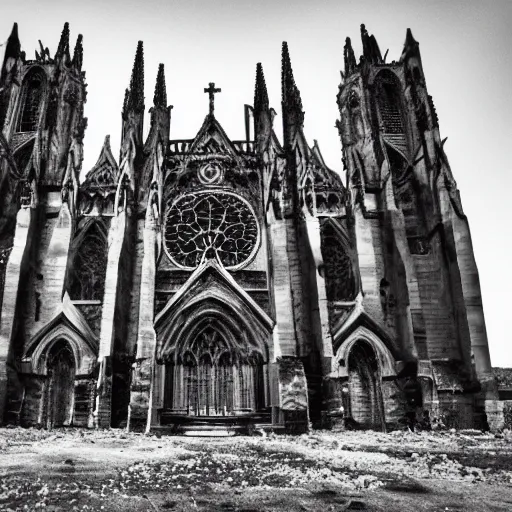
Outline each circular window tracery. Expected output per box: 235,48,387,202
164,190,259,270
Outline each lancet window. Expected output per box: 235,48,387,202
68,222,109,301
320,224,357,302
374,70,404,135
18,69,46,133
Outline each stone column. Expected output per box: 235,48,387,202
0,207,32,422
95,210,127,428
127,209,158,433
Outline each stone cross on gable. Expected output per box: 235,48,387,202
204,82,221,116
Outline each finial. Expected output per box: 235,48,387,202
254,62,269,113
204,82,221,116
124,41,145,115
344,37,357,77
56,22,70,60
153,63,167,108
72,34,83,70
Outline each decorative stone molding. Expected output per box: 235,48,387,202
333,324,397,378
22,293,98,376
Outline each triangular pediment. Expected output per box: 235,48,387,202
82,135,119,190
23,293,98,375
332,304,396,359
187,115,239,158
155,259,274,361
26,293,98,355
156,259,273,331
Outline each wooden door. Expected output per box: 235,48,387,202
47,341,75,428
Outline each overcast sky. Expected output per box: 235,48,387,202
1,0,511,366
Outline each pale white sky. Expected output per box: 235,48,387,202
1,0,511,365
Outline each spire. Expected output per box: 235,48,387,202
72,34,83,71
344,37,357,77
254,62,269,113
55,22,70,61
360,23,382,64
153,63,167,108
123,41,145,117
281,41,304,129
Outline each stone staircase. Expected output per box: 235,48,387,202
151,411,277,437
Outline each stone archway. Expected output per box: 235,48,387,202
46,340,76,428
347,340,384,429
164,324,267,416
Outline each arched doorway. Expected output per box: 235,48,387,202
164,326,267,416
347,340,384,429
46,340,76,428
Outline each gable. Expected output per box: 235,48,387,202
155,259,274,361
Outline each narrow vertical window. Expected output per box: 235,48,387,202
18,69,45,132
375,70,404,135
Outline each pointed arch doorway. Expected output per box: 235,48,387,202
164,325,267,416
46,340,76,428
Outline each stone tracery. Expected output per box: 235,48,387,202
164,191,259,269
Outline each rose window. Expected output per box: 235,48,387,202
165,191,259,269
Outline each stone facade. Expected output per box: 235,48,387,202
0,22,499,432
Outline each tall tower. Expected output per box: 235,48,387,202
0,22,87,423
336,25,497,427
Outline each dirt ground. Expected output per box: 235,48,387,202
1,428,512,511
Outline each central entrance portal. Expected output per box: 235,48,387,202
163,326,266,416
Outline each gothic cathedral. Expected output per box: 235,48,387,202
0,22,500,432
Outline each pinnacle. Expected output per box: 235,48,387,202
56,22,70,59
344,37,357,76
125,41,145,115
254,62,269,113
9,22,19,41
281,41,303,114
72,34,83,70
4,22,21,59
153,63,167,108
405,28,418,48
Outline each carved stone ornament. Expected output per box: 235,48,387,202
164,190,260,270
197,161,223,185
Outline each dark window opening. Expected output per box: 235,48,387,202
375,71,404,135
18,70,46,133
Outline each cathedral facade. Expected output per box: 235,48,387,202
0,22,500,432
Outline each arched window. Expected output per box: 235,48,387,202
68,222,109,301
320,223,357,302
374,70,404,135
18,69,46,133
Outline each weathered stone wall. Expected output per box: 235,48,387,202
411,234,459,361
19,375,45,427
